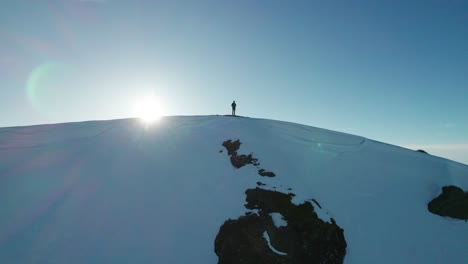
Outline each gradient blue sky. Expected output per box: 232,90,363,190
1,0,467,164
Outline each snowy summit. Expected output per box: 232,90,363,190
0,115,467,263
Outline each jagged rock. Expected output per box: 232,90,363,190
428,185,468,220
230,154,259,168
222,140,241,156
215,188,347,263
215,214,290,264
222,140,259,168
258,169,276,177
218,139,346,263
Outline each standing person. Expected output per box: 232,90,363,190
231,100,237,116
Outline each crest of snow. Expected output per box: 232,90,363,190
263,231,287,256
0,116,467,263
270,212,288,228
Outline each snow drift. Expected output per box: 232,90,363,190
0,116,467,263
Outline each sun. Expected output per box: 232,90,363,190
133,96,164,124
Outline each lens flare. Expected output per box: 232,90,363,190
26,61,73,116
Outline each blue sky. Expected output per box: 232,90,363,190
1,0,467,164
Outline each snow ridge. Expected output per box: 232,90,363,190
0,115,467,264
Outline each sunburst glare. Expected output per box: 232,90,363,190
133,95,165,124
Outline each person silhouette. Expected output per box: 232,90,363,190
231,101,237,116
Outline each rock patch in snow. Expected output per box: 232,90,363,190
215,214,290,264
216,139,347,263
215,187,347,263
222,139,259,168
258,169,276,177
428,185,468,220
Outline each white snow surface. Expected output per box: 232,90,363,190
310,200,332,223
263,231,288,256
270,212,288,228
0,115,467,263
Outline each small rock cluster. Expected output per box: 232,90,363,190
222,140,259,168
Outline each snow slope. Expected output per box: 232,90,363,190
0,116,467,263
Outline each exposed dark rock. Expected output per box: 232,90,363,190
218,139,346,263
222,140,259,168
215,214,290,264
215,188,347,264
428,185,468,220
231,154,259,168
258,169,276,177
222,140,241,156
416,149,429,154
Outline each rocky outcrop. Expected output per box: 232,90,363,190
215,188,347,264
222,140,259,168
215,214,289,264
222,139,241,156
216,139,347,263
428,185,468,220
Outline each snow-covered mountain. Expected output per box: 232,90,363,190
0,116,467,263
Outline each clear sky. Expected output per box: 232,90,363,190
1,0,467,164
